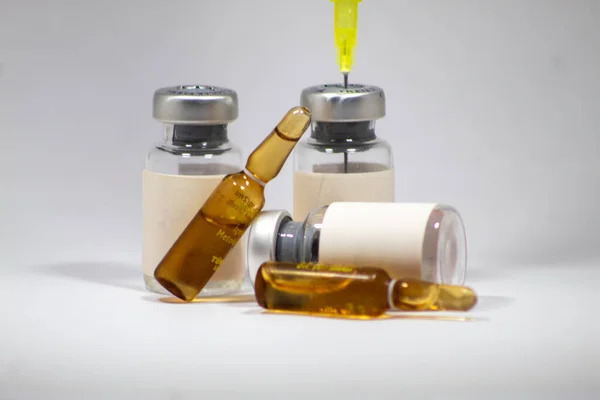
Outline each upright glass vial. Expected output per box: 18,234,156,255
143,85,244,296
293,84,394,220
247,202,467,286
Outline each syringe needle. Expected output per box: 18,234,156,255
343,72,348,88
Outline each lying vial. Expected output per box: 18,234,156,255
254,262,477,318
293,84,394,220
153,107,311,302
143,85,245,297
247,202,467,285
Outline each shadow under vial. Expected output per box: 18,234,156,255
29,261,145,293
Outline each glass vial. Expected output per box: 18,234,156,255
143,85,244,297
247,202,467,286
293,84,394,220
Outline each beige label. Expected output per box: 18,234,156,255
318,202,437,281
142,170,246,282
293,165,395,220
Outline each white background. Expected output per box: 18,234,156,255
1,0,599,398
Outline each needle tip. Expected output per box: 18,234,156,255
343,72,349,88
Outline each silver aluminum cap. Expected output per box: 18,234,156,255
153,85,238,125
300,83,385,122
246,210,290,287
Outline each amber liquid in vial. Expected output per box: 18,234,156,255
154,107,311,302
254,262,477,318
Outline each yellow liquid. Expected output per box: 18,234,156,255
155,172,264,301
255,262,478,318
154,108,311,301
255,263,393,317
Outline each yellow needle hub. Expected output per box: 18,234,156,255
332,0,361,75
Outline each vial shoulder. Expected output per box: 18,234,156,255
372,137,392,149
296,136,391,152
293,137,394,171
368,138,394,166
147,141,241,157
146,142,243,175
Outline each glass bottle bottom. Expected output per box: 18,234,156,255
143,274,244,297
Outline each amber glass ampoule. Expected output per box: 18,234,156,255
154,107,311,302
254,262,477,318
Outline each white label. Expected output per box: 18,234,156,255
142,170,246,282
293,165,395,220
318,202,437,280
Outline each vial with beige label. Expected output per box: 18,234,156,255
293,84,394,220
247,202,467,286
143,85,245,296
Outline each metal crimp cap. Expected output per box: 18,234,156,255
246,210,290,287
153,85,238,125
300,83,385,122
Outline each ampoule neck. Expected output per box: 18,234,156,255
244,106,311,183
388,278,478,311
387,279,440,312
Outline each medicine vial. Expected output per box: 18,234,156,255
143,85,245,297
293,84,394,220
247,202,467,286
